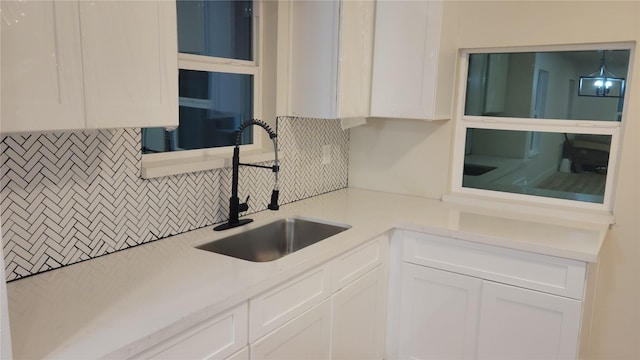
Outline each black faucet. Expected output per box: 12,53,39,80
214,119,280,231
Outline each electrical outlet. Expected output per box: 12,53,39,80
322,144,331,165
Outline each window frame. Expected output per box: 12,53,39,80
450,42,635,212
142,0,263,163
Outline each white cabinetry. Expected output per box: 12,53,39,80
1,0,178,134
277,0,374,119
250,299,332,360
331,266,387,360
1,0,84,132
129,303,248,360
120,234,388,360
477,282,582,360
390,230,587,359
249,265,330,342
77,1,178,129
251,235,388,360
396,263,481,360
370,0,460,120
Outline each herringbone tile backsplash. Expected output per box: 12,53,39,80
0,117,348,281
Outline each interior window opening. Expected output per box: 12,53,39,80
457,46,631,208
462,129,611,204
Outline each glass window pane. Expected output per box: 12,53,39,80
142,70,253,154
464,50,630,121
176,0,253,61
462,128,611,204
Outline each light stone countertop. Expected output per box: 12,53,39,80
5,188,608,359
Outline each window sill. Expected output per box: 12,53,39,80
442,192,615,226
141,148,276,179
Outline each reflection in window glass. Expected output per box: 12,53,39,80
462,129,611,204
142,70,253,154
464,50,630,121
176,0,253,61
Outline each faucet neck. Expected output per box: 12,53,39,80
214,119,279,231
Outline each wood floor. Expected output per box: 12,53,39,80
535,172,606,196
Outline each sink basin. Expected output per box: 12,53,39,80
197,217,351,262
464,163,497,176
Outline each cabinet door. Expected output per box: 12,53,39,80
336,0,374,119
79,0,178,129
225,347,249,360
286,0,339,119
250,300,331,360
370,0,458,120
249,265,329,342
1,0,85,133
280,0,373,120
331,266,387,360
129,303,248,360
477,281,582,360
396,263,481,360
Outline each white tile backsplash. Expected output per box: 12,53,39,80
0,117,348,281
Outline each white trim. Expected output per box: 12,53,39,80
141,148,276,179
142,142,261,162
462,116,622,130
178,56,259,75
461,41,634,55
442,193,614,225
178,53,257,67
460,120,619,134
450,43,634,213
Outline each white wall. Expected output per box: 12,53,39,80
0,18,12,360
349,118,452,199
349,1,640,358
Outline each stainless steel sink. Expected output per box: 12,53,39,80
197,217,351,262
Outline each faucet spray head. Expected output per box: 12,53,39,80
268,190,280,210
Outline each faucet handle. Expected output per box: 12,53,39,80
239,195,250,213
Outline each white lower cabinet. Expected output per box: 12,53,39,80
250,235,388,359
129,303,248,360
226,347,249,360
122,235,389,360
250,299,332,359
396,263,481,360
331,265,387,360
476,281,582,360
392,230,586,360
250,265,387,360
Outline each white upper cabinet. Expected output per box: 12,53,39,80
1,0,178,134
78,1,178,129
1,1,85,133
277,0,374,119
370,0,460,120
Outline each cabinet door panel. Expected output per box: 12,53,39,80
79,0,178,128
226,347,249,360
129,303,248,360
329,235,384,293
331,266,386,360
249,266,329,342
397,263,481,360
403,230,587,299
337,0,374,119
1,0,85,133
371,0,428,118
287,0,339,119
477,281,582,360
250,300,331,360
